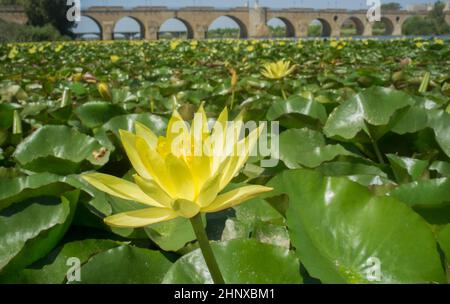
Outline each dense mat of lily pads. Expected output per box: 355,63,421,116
0,38,450,283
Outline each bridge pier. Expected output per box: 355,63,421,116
392,23,403,36
101,21,114,41
249,6,270,39
296,21,309,38
145,22,158,40
330,27,340,38
363,23,373,36
193,25,207,40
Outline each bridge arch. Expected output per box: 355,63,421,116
375,17,395,36
158,17,194,39
401,15,424,35
267,17,295,38
207,15,248,39
113,16,145,40
340,16,364,36
308,18,332,37
75,15,102,40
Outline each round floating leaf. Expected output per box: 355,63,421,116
428,109,450,158
438,225,450,268
0,191,78,274
98,113,167,138
0,173,71,211
279,128,356,169
324,86,415,140
94,113,167,150
75,101,125,129
144,217,197,252
163,239,302,284
14,125,109,174
0,103,20,129
268,169,446,283
0,239,121,283
430,161,450,177
387,154,428,183
71,245,172,284
266,96,327,128
390,178,450,207
317,161,387,178
391,97,437,134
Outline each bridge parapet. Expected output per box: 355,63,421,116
0,5,447,40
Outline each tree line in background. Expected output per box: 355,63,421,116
403,1,450,35
0,0,74,42
0,0,449,42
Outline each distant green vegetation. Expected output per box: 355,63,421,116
207,28,240,39
403,1,450,35
0,19,67,43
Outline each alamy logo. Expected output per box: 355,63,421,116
362,257,382,282
367,0,381,22
66,0,81,22
66,257,81,282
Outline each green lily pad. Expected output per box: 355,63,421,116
14,125,109,174
75,101,125,129
324,86,415,140
268,169,446,283
0,239,121,283
162,239,302,284
279,128,356,168
0,173,72,211
70,245,172,284
0,191,79,274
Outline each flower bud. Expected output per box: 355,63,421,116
97,82,112,101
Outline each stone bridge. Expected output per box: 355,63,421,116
0,5,447,40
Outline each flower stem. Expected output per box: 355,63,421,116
371,138,385,165
281,88,288,100
190,213,225,284
230,89,236,109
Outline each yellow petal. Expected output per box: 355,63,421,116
119,130,152,180
202,185,273,213
166,110,190,146
165,154,195,201
82,173,165,208
134,175,173,207
189,154,212,193
135,137,175,197
209,107,229,172
219,124,263,190
134,122,158,149
196,173,221,207
192,105,209,139
104,207,177,228
171,199,200,218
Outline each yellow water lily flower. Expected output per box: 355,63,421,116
435,38,444,45
55,44,64,53
8,47,19,59
97,82,112,100
28,46,37,54
330,41,339,48
261,60,296,80
110,55,120,63
246,46,254,52
82,107,272,228
190,40,198,49
170,40,181,50
230,69,238,88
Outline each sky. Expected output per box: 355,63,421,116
73,0,437,34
